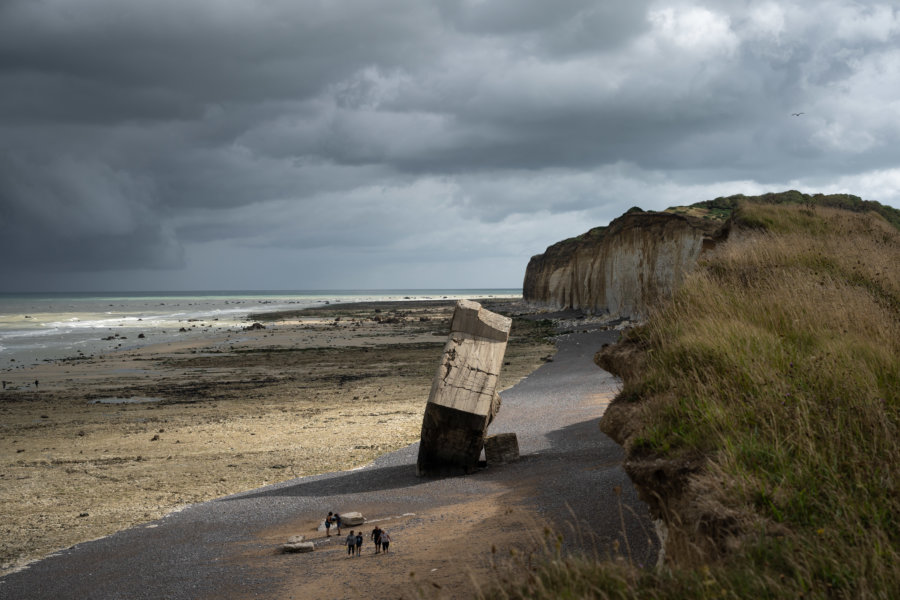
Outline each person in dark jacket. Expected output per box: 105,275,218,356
370,525,382,554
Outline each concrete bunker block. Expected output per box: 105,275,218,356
484,432,519,465
417,300,512,477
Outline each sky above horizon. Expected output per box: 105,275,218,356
2,1,899,292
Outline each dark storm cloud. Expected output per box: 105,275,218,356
0,153,182,271
0,1,439,121
1,0,899,290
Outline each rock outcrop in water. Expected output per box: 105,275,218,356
523,210,729,318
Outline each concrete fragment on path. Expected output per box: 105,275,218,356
484,432,519,465
282,535,314,553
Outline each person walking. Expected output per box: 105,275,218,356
346,530,356,557
380,529,391,553
355,531,363,556
370,525,382,554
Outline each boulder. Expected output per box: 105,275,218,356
339,511,365,526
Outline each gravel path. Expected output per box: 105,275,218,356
0,325,657,599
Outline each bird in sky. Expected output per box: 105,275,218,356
792,112,805,116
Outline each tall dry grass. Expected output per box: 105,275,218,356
489,203,900,599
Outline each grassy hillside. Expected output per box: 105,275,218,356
490,202,899,599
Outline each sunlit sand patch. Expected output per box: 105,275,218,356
586,392,615,412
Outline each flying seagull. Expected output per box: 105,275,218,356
792,112,805,116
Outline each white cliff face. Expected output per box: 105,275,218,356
523,211,727,318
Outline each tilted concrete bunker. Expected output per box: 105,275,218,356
416,300,511,477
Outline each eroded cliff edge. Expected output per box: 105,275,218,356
521,193,900,588
523,209,729,317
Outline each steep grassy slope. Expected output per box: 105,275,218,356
491,202,899,599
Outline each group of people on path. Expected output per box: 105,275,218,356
345,526,390,557
325,512,391,556
324,511,342,537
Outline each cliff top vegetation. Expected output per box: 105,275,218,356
492,200,900,599
547,190,899,253
668,189,900,230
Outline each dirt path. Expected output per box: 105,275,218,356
239,488,543,599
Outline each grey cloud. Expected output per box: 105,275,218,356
0,0,440,123
536,2,655,54
435,0,599,34
0,0,898,291
0,154,183,275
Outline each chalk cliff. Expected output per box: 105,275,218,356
523,210,728,317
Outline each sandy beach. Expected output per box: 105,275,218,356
0,302,656,600
0,299,556,578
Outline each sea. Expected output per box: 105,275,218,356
0,289,521,370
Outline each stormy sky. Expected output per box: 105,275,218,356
1,1,899,292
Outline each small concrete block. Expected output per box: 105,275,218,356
282,541,315,553
484,432,519,464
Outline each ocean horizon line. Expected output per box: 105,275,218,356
0,287,522,297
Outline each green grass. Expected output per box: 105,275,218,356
667,190,900,230
488,202,900,599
